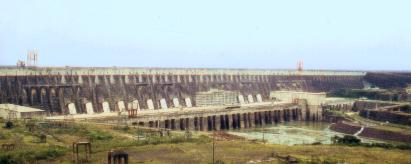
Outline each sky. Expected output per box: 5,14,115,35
0,0,410,70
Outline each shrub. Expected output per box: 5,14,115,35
0,132,10,139
34,147,67,160
332,135,361,145
0,154,17,164
322,158,344,164
4,121,14,129
0,146,68,163
332,135,411,151
395,144,411,150
113,126,130,132
400,105,411,113
197,135,212,143
342,135,361,145
86,130,113,141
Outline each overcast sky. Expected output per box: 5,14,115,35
0,0,410,70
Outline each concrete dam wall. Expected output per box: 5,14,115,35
365,72,411,89
122,105,302,131
0,67,365,116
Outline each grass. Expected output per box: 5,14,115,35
1,120,411,163
82,140,411,164
344,111,411,135
0,146,68,163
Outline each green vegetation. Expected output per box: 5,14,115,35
342,110,411,136
328,88,406,101
1,120,411,163
0,146,68,164
400,104,411,113
4,121,14,129
332,135,361,145
0,132,10,140
332,135,411,151
324,109,350,118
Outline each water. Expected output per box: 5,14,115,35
227,121,380,146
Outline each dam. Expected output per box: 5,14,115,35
0,66,366,127
99,102,302,131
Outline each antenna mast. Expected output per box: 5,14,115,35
26,50,39,67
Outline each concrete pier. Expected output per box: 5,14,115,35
87,102,303,131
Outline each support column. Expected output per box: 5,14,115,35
279,110,284,122
149,121,154,128
260,112,265,126
188,118,195,131
286,109,291,122
237,113,243,129
283,109,288,122
207,116,213,131
248,113,253,128
293,108,297,121
267,111,272,124
170,119,176,130
179,118,185,130
233,114,238,129
224,115,230,130
194,117,199,131
158,120,166,129
220,115,226,130
240,113,245,129
273,110,278,123
297,108,302,121
201,117,207,131
254,112,259,126
214,115,220,131
165,120,170,129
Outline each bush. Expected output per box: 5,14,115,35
400,105,411,113
197,135,212,143
322,158,345,164
367,143,392,149
395,144,411,150
86,130,113,141
34,147,67,160
113,126,130,132
332,135,411,151
0,146,68,163
332,135,361,145
4,121,14,129
0,132,10,139
0,154,16,164
54,125,82,134
342,135,361,145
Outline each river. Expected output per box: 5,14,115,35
227,121,381,145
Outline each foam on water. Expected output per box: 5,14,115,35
228,121,381,146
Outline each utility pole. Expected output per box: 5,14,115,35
262,129,265,143
212,130,215,164
262,124,267,144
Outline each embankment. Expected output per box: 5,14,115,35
330,121,411,143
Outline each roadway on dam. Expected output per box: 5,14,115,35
46,102,296,121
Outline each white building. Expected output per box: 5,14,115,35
270,91,327,120
195,89,239,107
270,91,326,106
0,104,45,119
